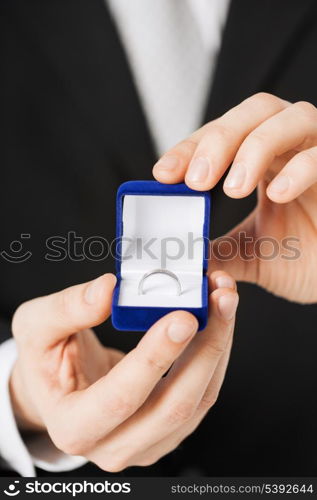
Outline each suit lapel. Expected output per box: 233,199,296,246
76,0,157,177
204,0,316,121
18,0,157,180
17,0,315,181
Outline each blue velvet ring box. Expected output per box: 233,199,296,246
111,181,211,332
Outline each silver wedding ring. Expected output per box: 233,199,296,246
138,269,182,296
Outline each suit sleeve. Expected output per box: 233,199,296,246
0,317,12,344
0,335,86,476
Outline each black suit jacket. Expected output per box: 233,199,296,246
1,0,317,476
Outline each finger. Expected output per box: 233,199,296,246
153,93,288,190
223,101,317,198
208,210,259,283
197,330,233,414
88,278,238,469
208,269,237,292
47,311,198,454
162,283,237,411
131,338,233,469
131,310,235,470
267,145,317,203
126,410,204,469
195,272,235,413
12,273,117,348
152,138,200,184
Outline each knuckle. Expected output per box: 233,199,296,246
160,139,198,163
293,100,316,116
135,455,160,467
58,287,76,320
207,121,235,143
54,287,83,333
142,353,168,373
11,301,34,341
170,434,188,451
245,130,269,148
182,420,201,439
52,432,86,457
98,454,130,473
178,138,199,154
11,303,27,338
197,391,219,412
133,347,168,374
64,336,81,361
105,393,135,419
251,91,276,108
202,338,227,359
165,400,197,425
297,149,317,168
244,92,282,116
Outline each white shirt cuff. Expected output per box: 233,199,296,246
0,338,87,476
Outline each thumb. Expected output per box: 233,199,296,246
210,210,258,284
12,273,116,349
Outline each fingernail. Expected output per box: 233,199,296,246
269,175,290,194
168,321,196,343
224,163,246,190
218,293,239,321
186,157,210,184
215,275,235,289
155,156,179,170
85,276,103,304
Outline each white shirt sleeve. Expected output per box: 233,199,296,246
0,338,87,476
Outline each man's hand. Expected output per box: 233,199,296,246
10,272,238,472
153,93,317,303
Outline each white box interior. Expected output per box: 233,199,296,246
118,194,205,307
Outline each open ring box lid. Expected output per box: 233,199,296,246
112,181,211,331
